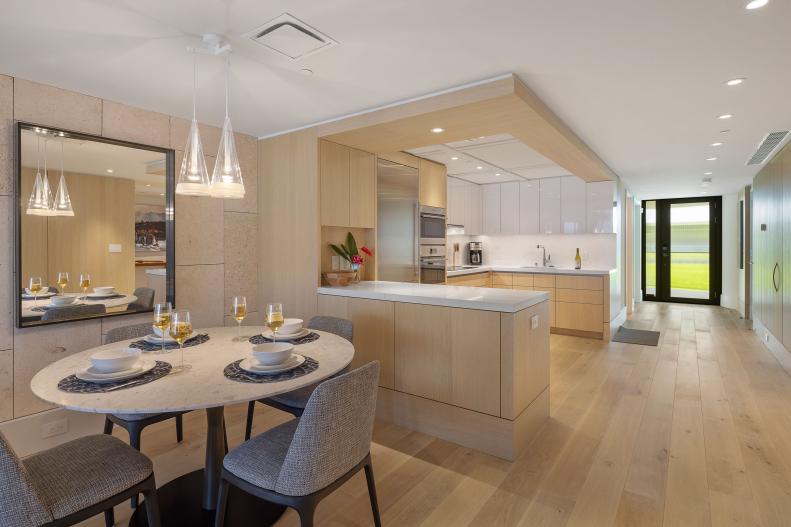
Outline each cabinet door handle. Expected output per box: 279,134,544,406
772,262,780,292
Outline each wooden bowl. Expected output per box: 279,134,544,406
323,271,356,287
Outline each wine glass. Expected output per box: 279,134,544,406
29,277,43,304
231,296,247,342
79,273,91,300
57,271,69,294
265,303,284,341
169,310,193,374
153,302,172,355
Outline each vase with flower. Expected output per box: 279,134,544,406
325,232,373,286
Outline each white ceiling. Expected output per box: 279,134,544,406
408,134,572,185
2,0,790,199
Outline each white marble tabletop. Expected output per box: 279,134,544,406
21,293,138,318
30,326,354,415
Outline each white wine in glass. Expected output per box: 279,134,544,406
231,296,247,342
57,271,69,294
153,302,172,355
29,277,43,303
265,303,284,341
169,309,192,374
79,273,91,300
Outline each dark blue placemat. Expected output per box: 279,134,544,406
129,333,210,352
57,361,172,393
223,356,319,383
248,332,319,345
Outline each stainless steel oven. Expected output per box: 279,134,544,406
419,205,446,245
420,245,446,284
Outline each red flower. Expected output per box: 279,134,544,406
361,246,373,257
352,255,364,265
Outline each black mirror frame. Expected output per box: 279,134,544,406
14,121,176,328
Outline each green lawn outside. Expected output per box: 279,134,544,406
645,251,709,292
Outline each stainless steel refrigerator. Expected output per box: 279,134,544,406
377,158,419,282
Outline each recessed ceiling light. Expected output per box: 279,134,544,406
711,142,724,147
476,166,483,170
718,114,733,120
704,172,713,175
299,68,313,76
478,136,485,139
700,191,708,194
106,169,113,173
706,157,718,161
745,0,769,9
450,156,459,160
431,127,444,133
720,130,730,134
495,173,501,176
160,193,165,196
725,78,745,86
145,184,151,187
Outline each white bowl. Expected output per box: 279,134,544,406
252,342,294,366
152,325,172,338
93,286,115,295
279,318,304,336
50,296,76,306
90,347,141,373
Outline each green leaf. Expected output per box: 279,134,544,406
329,244,351,262
346,231,358,256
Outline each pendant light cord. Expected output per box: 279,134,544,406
225,53,230,119
36,136,40,173
60,141,64,176
192,52,197,121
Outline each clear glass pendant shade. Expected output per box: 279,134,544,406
176,118,210,196
52,142,74,216
26,138,54,216
209,116,244,199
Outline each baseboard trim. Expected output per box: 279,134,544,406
752,317,791,377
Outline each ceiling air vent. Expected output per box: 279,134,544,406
746,131,789,165
243,13,337,60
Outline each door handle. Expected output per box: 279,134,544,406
772,262,780,292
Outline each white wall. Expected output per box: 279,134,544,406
721,192,740,310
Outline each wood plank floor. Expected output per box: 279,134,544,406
81,302,791,526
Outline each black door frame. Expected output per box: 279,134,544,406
641,196,722,305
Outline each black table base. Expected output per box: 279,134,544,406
129,469,286,527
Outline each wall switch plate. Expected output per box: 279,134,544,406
108,243,122,253
41,418,68,439
531,315,539,329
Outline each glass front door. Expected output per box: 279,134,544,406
642,197,722,304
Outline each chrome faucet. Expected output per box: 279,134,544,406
537,244,550,267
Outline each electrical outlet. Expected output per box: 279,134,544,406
531,315,539,329
108,243,122,253
41,418,68,439
765,332,770,343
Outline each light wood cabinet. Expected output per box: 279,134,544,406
491,272,513,288
447,271,490,287
783,147,791,351
561,176,587,234
349,148,376,228
482,184,500,235
555,302,603,333
320,139,376,228
419,159,447,208
500,182,520,234
556,275,603,290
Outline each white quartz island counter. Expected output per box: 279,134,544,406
317,280,548,312
317,280,550,460
446,265,616,277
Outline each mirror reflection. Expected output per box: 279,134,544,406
18,125,173,327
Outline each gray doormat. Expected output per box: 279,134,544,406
613,327,660,346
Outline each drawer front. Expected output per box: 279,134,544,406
513,273,534,287
448,272,489,287
491,285,513,289
556,288,603,305
491,272,513,287
555,302,603,333
533,275,556,288
556,275,603,291
527,286,555,301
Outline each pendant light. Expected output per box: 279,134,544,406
176,52,210,196
209,53,245,199
52,141,74,216
26,137,54,216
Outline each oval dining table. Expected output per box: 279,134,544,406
30,325,355,526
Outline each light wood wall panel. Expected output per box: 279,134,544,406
349,148,376,228
319,139,350,227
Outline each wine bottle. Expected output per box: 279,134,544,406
575,248,582,270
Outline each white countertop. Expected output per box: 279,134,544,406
446,265,616,278
317,281,548,313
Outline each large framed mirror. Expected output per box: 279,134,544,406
15,122,175,327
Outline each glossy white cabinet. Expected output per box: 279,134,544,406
561,176,587,234
500,182,520,234
519,181,540,234
482,184,501,235
466,183,482,235
539,178,561,234
447,178,464,226
586,181,615,234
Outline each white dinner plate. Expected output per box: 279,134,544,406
22,291,56,300
144,334,177,344
76,357,156,383
239,354,305,375
261,328,310,340
85,291,119,298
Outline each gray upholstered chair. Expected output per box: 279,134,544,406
0,431,160,527
128,287,155,311
102,323,186,509
216,361,381,527
244,316,353,440
41,304,105,322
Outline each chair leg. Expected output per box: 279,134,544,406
296,501,315,527
103,507,114,527
103,416,114,435
129,424,143,509
214,477,230,527
176,414,184,443
364,461,382,527
141,481,162,527
244,400,255,440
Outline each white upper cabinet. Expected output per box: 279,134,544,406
482,184,501,235
586,180,615,233
560,176,587,234
500,182,520,234
447,177,464,226
539,178,561,234
519,180,540,234
466,183,482,235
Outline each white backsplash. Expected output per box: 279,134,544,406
448,233,617,270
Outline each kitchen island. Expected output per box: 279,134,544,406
317,281,550,460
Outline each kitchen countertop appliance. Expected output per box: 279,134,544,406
468,241,483,266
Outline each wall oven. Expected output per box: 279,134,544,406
419,205,446,245
420,245,447,284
